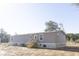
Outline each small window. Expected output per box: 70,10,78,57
34,35,37,39
43,45,47,47
39,34,44,40
40,37,43,40
35,36,36,39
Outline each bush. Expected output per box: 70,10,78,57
75,39,79,43
27,41,38,48
20,44,26,47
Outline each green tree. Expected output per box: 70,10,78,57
66,33,79,42
66,33,73,41
45,20,59,32
0,29,10,43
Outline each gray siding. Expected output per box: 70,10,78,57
10,34,34,44
56,31,66,47
38,32,57,43
9,31,66,48
56,31,66,43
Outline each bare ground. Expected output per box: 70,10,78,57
0,42,79,56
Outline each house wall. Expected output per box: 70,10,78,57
9,31,66,48
56,31,66,48
38,43,57,48
38,32,57,43
10,34,34,45
37,31,66,48
36,32,57,48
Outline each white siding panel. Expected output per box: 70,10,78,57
38,43,56,48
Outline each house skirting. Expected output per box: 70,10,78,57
56,43,66,48
9,42,66,48
37,43,57,48
38,43,66,48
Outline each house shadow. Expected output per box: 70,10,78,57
50,46,79,52
35,46,79,52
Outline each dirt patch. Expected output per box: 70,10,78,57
0,43,79,56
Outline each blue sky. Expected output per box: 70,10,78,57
0,3,79,35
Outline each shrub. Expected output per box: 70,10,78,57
27,41,38,48
20,44,26,47
75,39,79,43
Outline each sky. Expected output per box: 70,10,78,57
0,3,79,35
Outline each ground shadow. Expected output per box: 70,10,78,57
51,46,79,52
35,46,79,52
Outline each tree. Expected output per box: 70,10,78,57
66,33,74,41
66,33,79,42
59,23,64,31
72,3,79,6
45,20,59,32
0,28,10,43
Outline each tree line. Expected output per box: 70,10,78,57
66,33,79,42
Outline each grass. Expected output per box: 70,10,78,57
0,42,79,56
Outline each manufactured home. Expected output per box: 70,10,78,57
9,31,66,48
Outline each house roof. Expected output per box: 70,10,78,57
12,30,66,36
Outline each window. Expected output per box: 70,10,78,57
39,34,44,40
34,35,37,39
43,44,47,47
40,37,43,40
34,36,36,39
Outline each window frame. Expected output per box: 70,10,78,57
34,34,38,40
39,34,44,41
